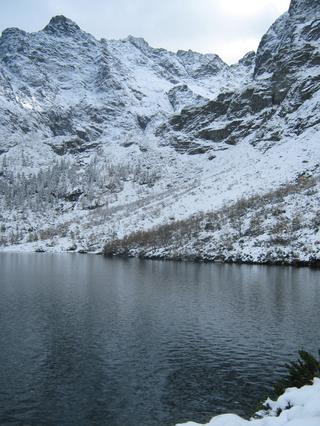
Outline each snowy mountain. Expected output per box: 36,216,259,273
0,0,320,264
0,15,251,157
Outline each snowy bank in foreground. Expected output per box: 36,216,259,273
177,378,320,426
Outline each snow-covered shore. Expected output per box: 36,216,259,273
177,378,320,426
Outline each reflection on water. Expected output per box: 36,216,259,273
0,254,319,426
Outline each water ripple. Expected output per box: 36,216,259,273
0,254,319,426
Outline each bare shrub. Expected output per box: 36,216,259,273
103,176,320,257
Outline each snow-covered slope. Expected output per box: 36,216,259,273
0,0,320,263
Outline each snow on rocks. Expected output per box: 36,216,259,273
176,378,320,426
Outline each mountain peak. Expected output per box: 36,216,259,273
1,27,26,39
126,35,150,50
289,0,320,16
43,15,81,36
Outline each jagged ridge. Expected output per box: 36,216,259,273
0,0,320,263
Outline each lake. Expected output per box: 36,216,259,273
0,253,319,426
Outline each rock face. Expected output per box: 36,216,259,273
0,0,320,260
159,0,320,150
289,0,320,15
1,0,319,155
6,2,318,155
0,17,251,157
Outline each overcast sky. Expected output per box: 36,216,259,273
0,0,290,64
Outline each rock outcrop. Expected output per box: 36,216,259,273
158,0,320,151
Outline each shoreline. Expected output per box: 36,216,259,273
105,252,320,269
1,246,320,269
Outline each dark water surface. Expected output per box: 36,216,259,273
0,254,319,426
